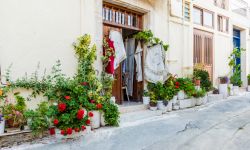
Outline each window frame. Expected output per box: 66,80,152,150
193,6,214,29
183,1,191,21
217,15,229,33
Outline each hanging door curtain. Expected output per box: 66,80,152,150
109,30,127,69
134,41,143,82
145,44,168,83
103,38,115,74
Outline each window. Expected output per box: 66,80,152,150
193,6,214,28
214,0,229,10
193,7,202,24
184,2,190,21
218,15,229,33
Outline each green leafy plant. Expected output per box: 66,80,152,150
176,78,195,98
193,69,212,91
228,48,244,86
24,102,50,136
143,90,149,97
248,74,250,85
102,102,119,126
192,88,206,98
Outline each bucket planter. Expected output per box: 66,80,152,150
233,86,240,96
166,100,173,112
0,118,5,134
100,112,106,127
179,99,193,109
142,96,150,105
149,102,157,111
228,84,234,96
219,84,228,98
177,90,185,100
90,111,101,129
157,101,164,110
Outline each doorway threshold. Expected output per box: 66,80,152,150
119,101,148,114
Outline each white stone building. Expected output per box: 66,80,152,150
0,0,250,104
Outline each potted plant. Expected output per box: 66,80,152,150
248,74,250,92
218,76,229,98
142,90,150,105
148,92,157,111
193,89,207,106
193,76,201,86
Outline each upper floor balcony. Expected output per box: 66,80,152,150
231,0,249,17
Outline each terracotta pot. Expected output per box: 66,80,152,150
6,119,19,128
195,79,201,86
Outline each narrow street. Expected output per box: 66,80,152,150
9,93,250,150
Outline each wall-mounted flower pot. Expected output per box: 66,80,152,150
177,90,185,100
233,86,240,96
179,99,193,109
0,119,5,134
142,97,150,105
157,101,165,110
219,84,228,98
90,111,101,129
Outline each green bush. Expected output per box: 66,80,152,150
176,78,195,98
193,69,212,91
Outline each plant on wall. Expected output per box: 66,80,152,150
134,30,169,51
228,48,244,86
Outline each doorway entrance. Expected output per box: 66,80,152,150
233,29,241,66
193,29,214,80
103,3,144,104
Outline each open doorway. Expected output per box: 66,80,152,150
103,3,144,104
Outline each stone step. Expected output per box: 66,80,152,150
119,103,148,114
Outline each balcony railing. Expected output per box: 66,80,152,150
231,0,249,17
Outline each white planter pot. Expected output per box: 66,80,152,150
179,99,193,109
172,96,178,105
195,86,201,91
150,106,157,111
191,98,196,107
228,84,234,96
110,97,116,104
142,97,150,105
100,112,106,127
0,119,5,134
196,98,203,106
177,91,185,100
157,101,165,110
85,126,92,133
166,100,173,112
233,86,240,96
172,104,180,110
248,86,250,92
90,111,101,129
219,84,228,98
184,93,188,99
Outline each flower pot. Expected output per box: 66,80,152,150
195,79,201,86
179,99,193,109
228,84,233,96
248,86,250,92
196,98,203,106
191,98,196,107
233,86,240,96
171,96,178,105
172,104,180,110
166,100,173,112
149,106,157,111
6,119,19,128
100,112,106,127
0,119,5,134
177,90,185,100
203,96,208,104
219,84,228,98
110,97,116,104
157,101,164,110
195,86,201,91
90,111,101,129
142,97,150,105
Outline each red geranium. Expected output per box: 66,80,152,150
61,130,65,135
74,128,80,132
86,119,91,125
49,128,55,135
175,85,179,89
67,128,73,135
96,103,102,109
88,112,94,117
175,82,180,86
64,96,71,100
90,100,95,104
81,125,86,131
53,119,59,125
81,82,88,86
58,103,66,112
77,109,85,120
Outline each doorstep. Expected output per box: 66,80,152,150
119,102,148,114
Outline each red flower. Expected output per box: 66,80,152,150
61,130,65,135
74,128,80,132
77,109,85,120
49,128,55,135
58,103,66,112
96,103,102,109
90,100,95,104
86,119,91,125
175,82,180,86
175,85,179,89
81,82,88,86
81,125,86,131
64,96,71,100
88,112,94,117
67,128,73,135
53,119,59,125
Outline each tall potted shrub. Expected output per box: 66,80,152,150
219,76,229,98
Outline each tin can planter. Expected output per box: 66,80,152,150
142,97,150,105
157,101,164,110
219,84,228,98
100,112,106,127
0,118,5,134
177,90,185,100
90,111,101,129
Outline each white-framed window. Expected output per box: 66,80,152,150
218,15,229,33
184,1,190,21
193,6,214,28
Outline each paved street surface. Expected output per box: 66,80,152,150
8,93,250,150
